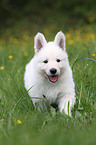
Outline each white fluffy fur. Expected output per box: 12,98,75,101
54,31,66,50
24,31,76,116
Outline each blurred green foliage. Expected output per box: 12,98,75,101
0,0,96,27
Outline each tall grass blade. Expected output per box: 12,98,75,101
72,57,96,70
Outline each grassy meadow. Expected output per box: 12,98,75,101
0,15,96,145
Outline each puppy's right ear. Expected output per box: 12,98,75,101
54,31,66,51
34,32,47,53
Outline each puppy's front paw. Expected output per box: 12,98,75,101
59,97,76,117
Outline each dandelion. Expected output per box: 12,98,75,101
44,28,49,34
68,40,74,45
88,16,95,22
69,28,73,33
75,29,81,35
0,66,4,70
23,35,29,41
66,33,71,39
9,55,13,59
75,36,80,41
17,120,22,124
92,54,95,56
24,52,28,56
90,33,95,39
49,25,56,31
13,38,19,44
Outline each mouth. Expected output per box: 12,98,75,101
47,75,58,83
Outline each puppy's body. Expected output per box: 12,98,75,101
24,32,75,116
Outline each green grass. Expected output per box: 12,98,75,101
0,21,96,145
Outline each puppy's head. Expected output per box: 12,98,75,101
34,31,69,83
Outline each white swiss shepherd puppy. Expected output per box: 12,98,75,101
24,31,76,116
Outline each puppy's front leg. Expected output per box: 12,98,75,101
58,95,76,117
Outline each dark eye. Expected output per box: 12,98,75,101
43,60,48,63
57,59,61,62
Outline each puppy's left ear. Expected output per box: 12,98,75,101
34,32,47,53
54,31,66,50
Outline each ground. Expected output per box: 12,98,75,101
0,10,96,145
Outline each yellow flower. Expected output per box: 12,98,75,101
92,54,95,56
75,36,80,41
66,33,71,39
0,66,4,70
88,16,95,22
17,120,22,124
23,35,29,41
75,29,81,35
24,52,28,56
68,40,74,45
9,55,13,59
69,28,73,33
44,28,49,34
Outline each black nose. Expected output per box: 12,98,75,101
50,68,57,74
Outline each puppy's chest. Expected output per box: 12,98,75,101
41,86,63,104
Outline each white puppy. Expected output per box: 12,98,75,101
24,31,76,116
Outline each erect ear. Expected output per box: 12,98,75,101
54,31,66,50
34,32,47,53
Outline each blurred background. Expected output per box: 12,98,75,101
0,0,96,34
0,1,96,145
